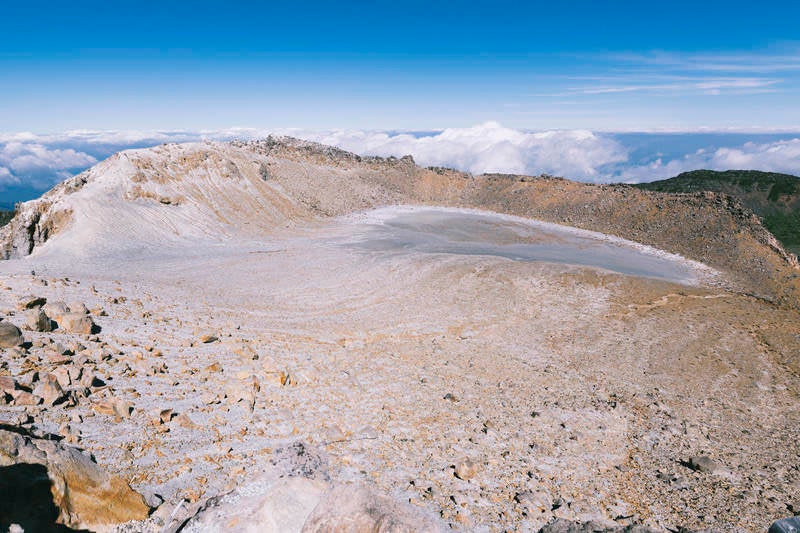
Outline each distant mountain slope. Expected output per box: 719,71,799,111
634,169,800,255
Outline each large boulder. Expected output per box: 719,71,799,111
43,301,69,322
58,313,97,335
0,321,24,348
303,484,443,532
0,428,150,531
182,477,443,533
24,308,54,332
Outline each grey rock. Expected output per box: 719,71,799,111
770,517,800,533
0,320,24,348
684,455,719,473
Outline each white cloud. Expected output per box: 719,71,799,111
298,122,628,179
0,124,629,193
568,77,779,96
0,142,97,190
0,166,14,186
1,125,799,199
710,138,800,174
619,138,800,181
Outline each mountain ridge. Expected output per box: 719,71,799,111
634,169,800,255
2,137,798,308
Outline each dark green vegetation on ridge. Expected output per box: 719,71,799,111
0,210,14,228
634,170,800,255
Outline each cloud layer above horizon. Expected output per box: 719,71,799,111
2,123,800,204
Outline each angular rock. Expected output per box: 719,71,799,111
0,375,18,394
51,366,73,389
185,476,327,532
93,398,133,421
24,308,53,332
516,489,553,516
684,455,719,474
183,477,442,533
199,334,219,344
174,412,199,429
23,308,50,332
67,301,89,315
33,374,66,406
17,295,46,310
43,301,69,321
0,321,24,348
58,313,97,335
0,428,150,531
10,389,42,406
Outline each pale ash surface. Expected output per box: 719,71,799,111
0,206,796,531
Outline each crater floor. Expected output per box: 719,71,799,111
1,206,798,531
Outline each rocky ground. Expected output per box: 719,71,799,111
0,138,799,532
1,229,799,532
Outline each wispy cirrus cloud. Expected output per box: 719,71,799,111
569,77,779,96
610,49,800,74
538,48,800,100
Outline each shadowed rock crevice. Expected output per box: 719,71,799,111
0,463,83,532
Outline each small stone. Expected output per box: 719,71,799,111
150,408,174,425
685,455,719,473
0,321,24,348
515,489,553,515
10,389,42,406
454,458,480,480
51,366,73,389
0,375,18,394
174,412,199,429
443,392,459,402
33,374,66,406
46,352,73,365
199,334,219,343
205,362,223,373
93,398,133,421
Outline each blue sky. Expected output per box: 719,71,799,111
2,0,800,131
2,1,800,205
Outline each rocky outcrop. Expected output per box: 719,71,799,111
0,177,80,259
180,476,442,533
0,427,150,531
